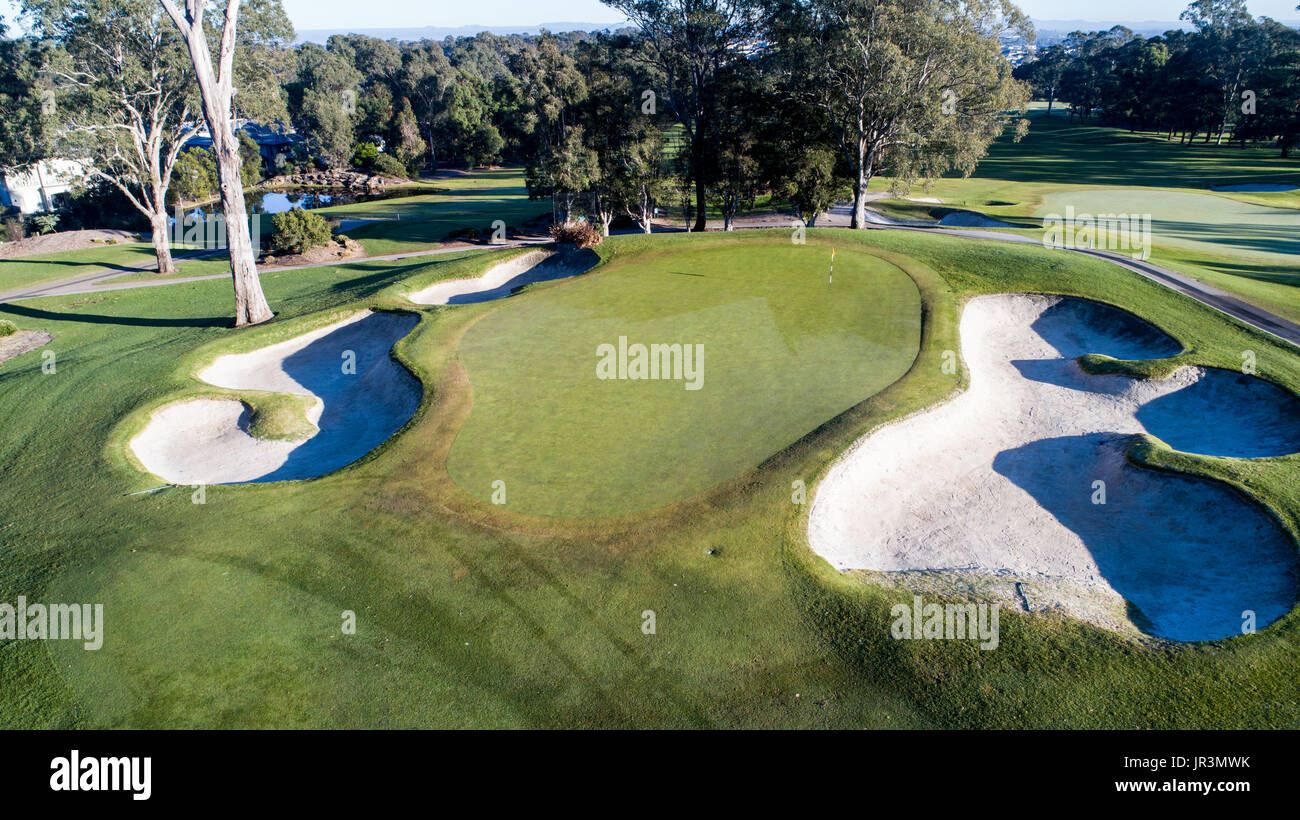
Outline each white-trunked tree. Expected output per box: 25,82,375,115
158,0,278,325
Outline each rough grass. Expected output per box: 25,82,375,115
0,228,1297,729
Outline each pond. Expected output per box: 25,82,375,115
174,186,429,223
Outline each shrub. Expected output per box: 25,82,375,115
238,131,263,188
1,216,24,243
548,219,602,249
270,209,333,254
0,320,17,337
370,152,408,178
32,213,60,235
351,142,379,168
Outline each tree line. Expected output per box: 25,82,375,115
1015,0,1300,154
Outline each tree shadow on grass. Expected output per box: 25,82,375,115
0,301,231,329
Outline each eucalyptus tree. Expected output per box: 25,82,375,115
764,0,1029,229
158,0,291,326
509,34,592,223
0,18,53,172
574,33,669,235
603,0,759,232
26,0,195,274
287,44,363,168
397,43,456,167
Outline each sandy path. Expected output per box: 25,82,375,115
131,310,419,484
809,294,1300,641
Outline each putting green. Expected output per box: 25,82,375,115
1036,189,1300,262
448,241,922,517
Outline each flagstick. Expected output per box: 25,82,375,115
828,249,834,285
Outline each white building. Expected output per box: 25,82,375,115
0,159,88,214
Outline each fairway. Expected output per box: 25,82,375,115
1036,189,1300,262
447,242,922,517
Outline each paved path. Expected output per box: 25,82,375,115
4,207,1298,350
815,204,1300,349
0,238,549,303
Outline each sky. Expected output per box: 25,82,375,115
282,0,629,29
2,0,1296,33
284,0,1300,28
1015,0,1297,19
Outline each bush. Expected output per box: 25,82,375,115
548,219,602,249
32,213,60,235
270,209,333,254
370,152,408,178
351,142,379,168
1,216,24,243
0,320,17,337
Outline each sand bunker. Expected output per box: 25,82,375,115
131,310,420,484
808,294,1300,642
408,248,595,305
1210,183,1298,192
938,211,1019,228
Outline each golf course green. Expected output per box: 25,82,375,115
2,228,1299,729
447,243,921,517
1036,189,1300,262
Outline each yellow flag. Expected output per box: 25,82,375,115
830,249,835,263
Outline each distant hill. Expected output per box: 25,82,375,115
294,22,628,44
1032,18,1300,43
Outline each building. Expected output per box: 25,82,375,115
183,119,300,162
0,159,88,214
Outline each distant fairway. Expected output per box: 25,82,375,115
448,241,922,517
1036,189,1300,263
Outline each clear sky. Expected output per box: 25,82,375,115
1015,0,1297,19
281,0,629,29
2,0,1296,33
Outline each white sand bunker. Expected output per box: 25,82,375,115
131,310,420,484
809,294,1300,641
408,248,595,305
1211,183,1298,192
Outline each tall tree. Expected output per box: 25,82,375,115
287,44,363,168
397,43,455,168
509,34,591,222
766,0,1029,229
604,0,757,232
27,0,194,274
158,0,287,326
1180,0,1258,144
0,19,53,171
1013,43,1067,113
